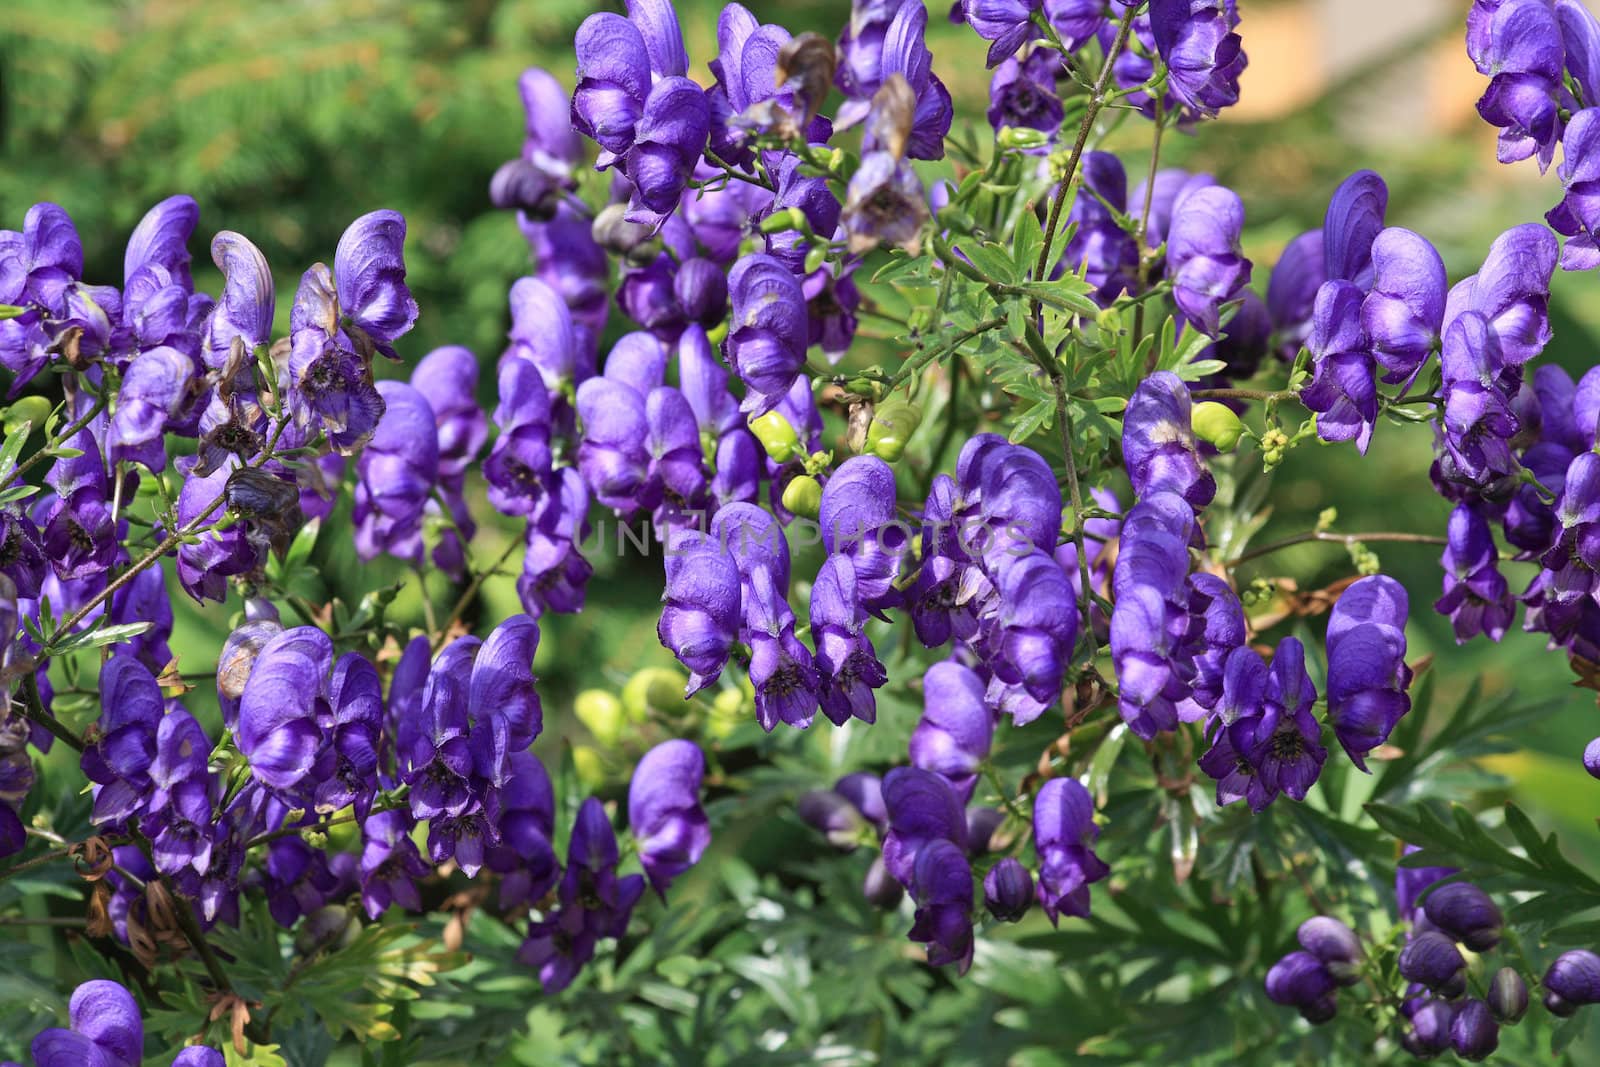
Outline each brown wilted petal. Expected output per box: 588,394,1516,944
846,401,874,454
868,73,916,162
776,32,836,130
85,883,114,938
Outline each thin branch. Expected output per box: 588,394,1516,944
1053,377,1100,668
17,670,82,752
431,537,523,654
1227,529,1448,568
10,392,109,484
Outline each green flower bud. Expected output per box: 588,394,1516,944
997,125,1049,150
1191,401,1244,451
865,399,922,462
574,688,625,746
782,474,823,519
571,745,607,789
621,668,690,722
748,411,802,462
4,396,51,438
759,206,810,235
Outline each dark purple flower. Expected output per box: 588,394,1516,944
1265,950,1335,1009
628,739,710,896
285,264,385,455
1175,573,1245,721
909,660,994,801
1165,186,1251,337
1449,998,1498,1061
881,766,968,888
352,381,440,565
1399,930,1467,992
908,838,974,972
1204,638,1325,812
625,77,711,224
173,456,262,603
1473,0,1567,170
1326,574,1411,770
237,627,332,792
486,356,554,518
1266,229,1327,359
359,809,431,919
847,2,952,160
799,788,868,850
1109,492,1196,739
819,454,908,612
985,549,1078,724
107,346,194,472
984,856,1033,922
1300,280,1378,452
987,50,1064,143
1396,843,1457,920
1147,0,1246,118
1323,169,1389,288
1123,370,1217,506
518,467,594,617
1423,882,1503,951
1298,916,1363,985
1061,151,1139,304
1033,777,1108,924
1436,503,1514,642
81,655,164,826
809,555,887,725
1544,949,1600,1014
0,203,85,391
1550,106,1600,271
486,751,560,911
961,0,1042,67
725,253,808,416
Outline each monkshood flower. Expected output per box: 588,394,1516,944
1544,949,1600,1014
726,253,809,416
359,809,431,919
284,210,418,451
576,370,705,522
908,838,975,973
1200,639,1325,812
1045,0,1106,49
173,457,265,603
307,652,384,817
984,857,1034,922
0,202,84,392
1165,185,1251,337
489,68,581,217
518,797,647,994
660,528,743,695
1399,930,1467,993
145,709,218,886
1396,842,1456,920
709,6,834,166
1033,776,1109,924
1133,168,1217,251
81,655,163,827
1123,371,1217,507
29,979,147,1067
1441,223,1557,369
1109,491,1196,739
985,548,1078,723
1450,998,1499,1060
1470,0,1567,169
518,466,595,617
486,356,554,518
506,274,586,404
819,455,908,612
835,1,952,160
1060,152,1139,304
1423,882,1503,951
843,149,931,256
201,230,272,380
960,0,1041,67
486,751,560,911
1325,574,1412,771
953,432,1062,558
809,555,888,725
1548,107,1600,271
744,563,821,731
881,766,968,888
1527,451,1600,652
910,660,994,801
804,261,861,362
987,50,1064,143
675,257,729,329
1436,503,1515,642
1437,311,1520,491
629,739,710,896
107,345,195,472
1323,168,1389,290
1147,0,1246,119
521,204,610,372
118,194,206,363
1175,572,1246,720
253,837,352,928
1362,227,1447,385
1265,951,1337,1022
1299,280,1379,452
1298,916,1364,985
237,627,338,794
41,429,117,582
625,77,712,224
763,153,841,274
1266,229,1327,359
411,345,488,494
352,381,440,566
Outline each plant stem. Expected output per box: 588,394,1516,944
1031,5,1141,295
431,537,523,653
17,670,83,752
891,315,1006,391
1052,377,1100,667
1227,529,1448,567
922,355,964,498
10,392,109,484
1190,387,1301,403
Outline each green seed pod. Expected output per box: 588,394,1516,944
574,689,626,746
1191,401,1245,451
748,411,802,462
3,396,51,437
866,399,923,461
621,667,690,722
782,474,823,519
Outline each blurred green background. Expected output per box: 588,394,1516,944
3,0,1599,1056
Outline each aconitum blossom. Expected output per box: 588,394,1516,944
352,381,440,565
984,857,1034,922
985,549,1078,723
1165,185,1251,336
1471,0,1567,169
659,529,743,694
1547,107,1600,271
1363,227,1447,385
725,254,808,416
909,660,994,801
107,346,194,472
1061,152,1139,304
411,345,488,493
881,766,968,888
29,979,144,1067
1325,574,1412,770
1267,229,1327,358
0,202,84,391
628,739,710,896
1265,951,1336,1019
1300,280,1379,452
1147,0,1246,119
1109,492,1197,739
1200,639,1326,812
961,0,1042,67
1123,371,1216,507
819,454,908,611
237,627,335,793
1436,503,1514,642
81,655,164,827
1323,169,1388,289
359,809,430,919
809,555,888,725
842,150,930,255
486,751,561,911
624,77,711,223
1175,573,1246,720
908,838,975,972
986,51,1064,143
1033,777,1109,924
1544,950,1600,1014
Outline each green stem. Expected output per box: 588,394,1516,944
1052,377,1100,667
10,392,109,485
17,670,82,751
431,537,523,653
1227,529,1448,568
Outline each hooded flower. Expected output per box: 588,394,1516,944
659,528,744,694
960,0,1043,67
907,838,975,972
1325,574,1412,771
1123,371,1217,507
819,454,909,612
352,381,441,565
30,979,143,1067
1032,776,1109,923
985,548,1078,723
880,766,968,888
1109,492,1197,739
1147,0,1246,119
1300,280,1378,452
809,555,888,725
1472,0,1568,170
1436,503,1515,642
628,738,710,896
725,253,809,416
1061,152,1140,304
1363,227,1447,385
909,660,994,801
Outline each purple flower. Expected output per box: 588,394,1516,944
1060,152,1139,304
506,275,583,400
411,345,488,492
1123,371,1217,507
910,660,994,801
842,151,930,255
1443,223,1558,368
0,203,85,391
840,2,953,160
726,253,808,416
628,739,710,896
1436,503,1514,642
486,355,554,517
985,549,1079,723
1544,949,1600,1014
1472,0,1567,170
880,766,968,888
485,751,560,911
1548,107,1600,270
173,457,262,602
659,528,743,694
572,13,653,164
625,77,712,224
1265,951,1336,1012
1396,842,1457,919
1044,0,1106,48
1325,574,1412,771
1176,573,1246,720
1147,0,1246,119
1200,639,1326,812
987,50,1064,143
984,856,1034,922
1299,280,1378,452
1266,229,1327,359
1363,227,1446,385
352,381,440,565
819,455,908,611
1110,492,1196,739
237,627,333,792
907,838,975,973
961,0,1042,67
81,655,164,826
359,809,431,918
1298,916,1363,984
1033,776,1108,924
1423,882,1503,951
30,979,142,1067
577,370,705,522
518,467,594,616
809,555,888,725
1165,185,1251,337
107,346,195,472
1399,930,1466,992
1450,998,1499,1060
1322,169,1388,288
